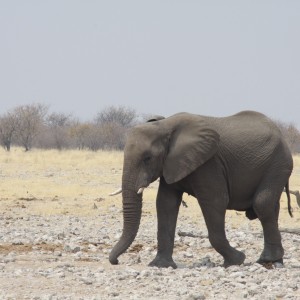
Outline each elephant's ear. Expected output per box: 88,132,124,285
163,119,220,184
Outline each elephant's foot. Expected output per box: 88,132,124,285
257,258,284,269
257,243,284,269
149,255,177,269
223,250,246,268
257,244,284,267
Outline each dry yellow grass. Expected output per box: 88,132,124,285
0,148,124,215
0,148,299,227
291,155,300,187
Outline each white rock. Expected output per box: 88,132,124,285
80,277,93,285
125,267,139,277
140,269,151,278
184,252,194,258
228,271,245,278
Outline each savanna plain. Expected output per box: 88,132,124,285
0,148,300,299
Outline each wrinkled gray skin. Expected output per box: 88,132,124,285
109,111,293,268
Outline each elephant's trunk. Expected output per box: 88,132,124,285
109,187,142,265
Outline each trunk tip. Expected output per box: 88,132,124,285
109,253,119,265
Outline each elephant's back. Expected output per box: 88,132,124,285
222,110,280,135
213,111,287,169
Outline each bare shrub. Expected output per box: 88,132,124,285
92,106,138,150
95,106,137,127
82,123,103,151
98,123,127,150
275,120,300,153
41,112,73,150
0,111,19,151
69,122,92,150
14,104,48,151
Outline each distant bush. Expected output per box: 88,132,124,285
275,120,300,153
1,103,300,153
0,111,19,151
95,105,137,128
0,103,139,151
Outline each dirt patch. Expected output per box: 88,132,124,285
128,243,144,253
0,243,63,255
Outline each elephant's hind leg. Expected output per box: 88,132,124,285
253,180,286,265
245,207,258,220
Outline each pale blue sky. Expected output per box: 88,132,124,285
0,1,299,127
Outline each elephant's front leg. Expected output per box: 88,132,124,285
149,178,183,269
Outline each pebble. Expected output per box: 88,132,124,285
64,244,81,253
0,212,299,299
228,271,245,278
187,293,206,300
80,277,94,285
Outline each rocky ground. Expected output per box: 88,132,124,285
1,198,300,300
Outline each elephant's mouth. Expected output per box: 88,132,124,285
110,185,150,196
137,185,149,194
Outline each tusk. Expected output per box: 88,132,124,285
109,188,122,196
137,187,145,194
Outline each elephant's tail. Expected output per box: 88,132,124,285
285,181,293,218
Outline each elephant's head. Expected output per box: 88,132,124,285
109,113,220,265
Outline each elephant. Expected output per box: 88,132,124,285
109,111,294,269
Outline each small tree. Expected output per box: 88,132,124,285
97,123,127,150
14,104,48,151
44,112,73,150
69,122,92,150
94,106,137,150
95,106,137,127
80,123,103,151
0,111,19,151
275,120,300,153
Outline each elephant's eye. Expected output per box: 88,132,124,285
143,156,151,165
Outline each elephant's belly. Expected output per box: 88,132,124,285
227,190,255,211
226,167,263,211
227,200,253,211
